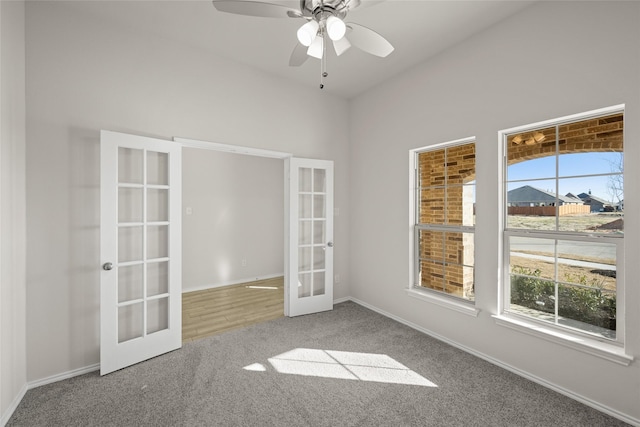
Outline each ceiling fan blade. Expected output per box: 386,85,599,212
343,0,385,12
333,37,352,56
345,22,394,57
212,1,300,18
289,42,309,66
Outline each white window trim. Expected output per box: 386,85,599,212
406,287,480,317
408,136,479,314
496,104,632,365
493,314,632,366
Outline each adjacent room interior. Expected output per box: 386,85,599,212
181,147,285,341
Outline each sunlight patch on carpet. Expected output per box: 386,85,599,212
243,363,267,372
243,348,437,387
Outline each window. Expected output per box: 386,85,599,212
501,106,624,344
412,138,476,303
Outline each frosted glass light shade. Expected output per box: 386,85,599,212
333,36,351,56
297,20,319,47
307,35,324,59
326,16,346,41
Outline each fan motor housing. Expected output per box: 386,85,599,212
303,0,349,20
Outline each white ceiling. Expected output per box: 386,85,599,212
60,0,536,99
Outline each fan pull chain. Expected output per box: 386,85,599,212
320,33,327,89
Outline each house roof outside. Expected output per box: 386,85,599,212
508,185,583,204
577,192,611,206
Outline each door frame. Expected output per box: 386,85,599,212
176,137,336,318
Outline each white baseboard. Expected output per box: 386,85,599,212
347,296,640,427
182,273,284,294
27,363,100,390
1,383,27,427
333,296,351,304
2,363,100,426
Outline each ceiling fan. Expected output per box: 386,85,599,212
211,0,394,88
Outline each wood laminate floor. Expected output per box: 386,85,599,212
182,276,284,343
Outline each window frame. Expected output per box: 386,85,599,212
408,137,479,316
496,105,630,363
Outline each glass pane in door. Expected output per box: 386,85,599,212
147,261,169,297
313,272,325,295
299,195,312,219
118,226,143,263
147,225,169,259
118,188,143,223
147,151,169,185
147,297,169,334
313,169,326,192
313,195,326,218
118,148,143,184
298,273,312,298
118,264,143,303
118,303,143,343
299,247,312,271
299,221,312,245
299,167,312,192
313,247,325,269
147,189,169,222
313,221,325,243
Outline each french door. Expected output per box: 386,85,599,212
100,131,182,375
285,158,334,317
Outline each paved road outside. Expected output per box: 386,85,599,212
510,237,616,270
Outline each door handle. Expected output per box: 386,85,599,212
327,242,334,248
103,262,113,271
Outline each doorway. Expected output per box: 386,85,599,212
100,132,335,373
181,145,286,342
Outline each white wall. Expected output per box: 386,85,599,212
0,0,28,423
182,148,284,292
349,1,640,423
25,1,350,382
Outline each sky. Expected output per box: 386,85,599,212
507,152,623,202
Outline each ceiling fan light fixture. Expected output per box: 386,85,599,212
297,20,319,47
210,0,394,89
307,34,324,59
326,16,346,41
333,36,351,56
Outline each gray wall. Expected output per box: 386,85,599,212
182,148,284,292
25,1,350,383
349,1,640,421
0,0,27,421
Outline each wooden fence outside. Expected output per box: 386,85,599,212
508,205,590,216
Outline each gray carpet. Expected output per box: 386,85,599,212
8,301,628,426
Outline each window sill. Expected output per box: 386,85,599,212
406,287,480,317
493,314,633,366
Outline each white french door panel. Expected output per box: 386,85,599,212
100,130,182,375
285,157,334,317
